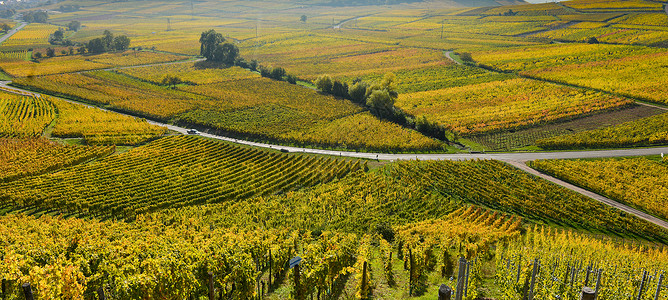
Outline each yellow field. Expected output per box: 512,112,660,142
1,23,59,50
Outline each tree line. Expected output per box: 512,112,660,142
35,29,130,59
315,74,449,141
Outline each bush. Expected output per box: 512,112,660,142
315,75,333,94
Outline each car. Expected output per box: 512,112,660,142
186,129,199,135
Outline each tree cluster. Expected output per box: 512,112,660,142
199,29,239,65
68,21,81,32
23,10,48,23
86,30,130,54
58,5,81,12
161,75,182,89
315,73,449,141
500,9,517,16
0,9,15,18
322,0,420,7
1,23,11,33
257,65,298,84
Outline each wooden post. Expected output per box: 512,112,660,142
2,279,5,300
268,250,272,288
409,248,414,296
655,273,664,300
361,261,368,299
594,269,603,300
580,287,595,300
438,284,452,300
516,255,522,283
638,270,648,300
98,286,106,300
294,264,302,300
454,257,466,300
22,283,34,300
528,259,540,300
585,266,591,286
208,272,215,300
464,261,470,298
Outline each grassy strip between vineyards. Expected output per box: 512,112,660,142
530,157,668,221
0,135,364,219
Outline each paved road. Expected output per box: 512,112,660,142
2,50,668,230
0,21,27,45
444,51,462,65
507,160,668,230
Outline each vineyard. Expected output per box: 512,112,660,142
50,97,168,145
0,138,113,182
396,78,632,136
536,112,668,149
530,157,668,221
0,135,364,219
0,95,55,138
1,0,668,298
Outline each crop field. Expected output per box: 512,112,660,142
531,157,668,221
396,78,632,135
0,138,114,182
537,111,668,149
0,50,188,77
3,0,668,298
0,23,58,51
50,97,168,145
0,95,55,138
0,135,364,218
470,105,665,150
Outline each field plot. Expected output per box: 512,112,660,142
14,72,209,119
0,95,55,138
562,0,664,12
50,97,168,145
391,159,668,241
0,135,363,218
531,157,668,221
0,50,187,77
470,105,664,150
342,63,513,93
117,64,259,85
396,78,631,136
0,138,113,182
18,67,440,151
537,111,668,149
0,23,58,51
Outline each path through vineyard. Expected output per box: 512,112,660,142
3,82,668,230
0,21,27,45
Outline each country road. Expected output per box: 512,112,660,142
2,80,668,229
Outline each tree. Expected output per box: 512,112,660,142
300,15,307,22
1,23,10,32
113,35,131,51
69,47,74,55
212,42,238,64
199,29,225,60
332,80,348,98
46,47,56,57
286,74,298,84
458,52,474,63
87,38,107,54
315,75,333,94
366,89,394,118
33,52,42,59
52,29,64,40
67,21,81,32
23,11,48,23
103,30,114,49
161,75,182,89
587,37,599,44
77,46,86,54
348,80,368,103
270,66,286,80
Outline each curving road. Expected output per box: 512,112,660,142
2,64,668,230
